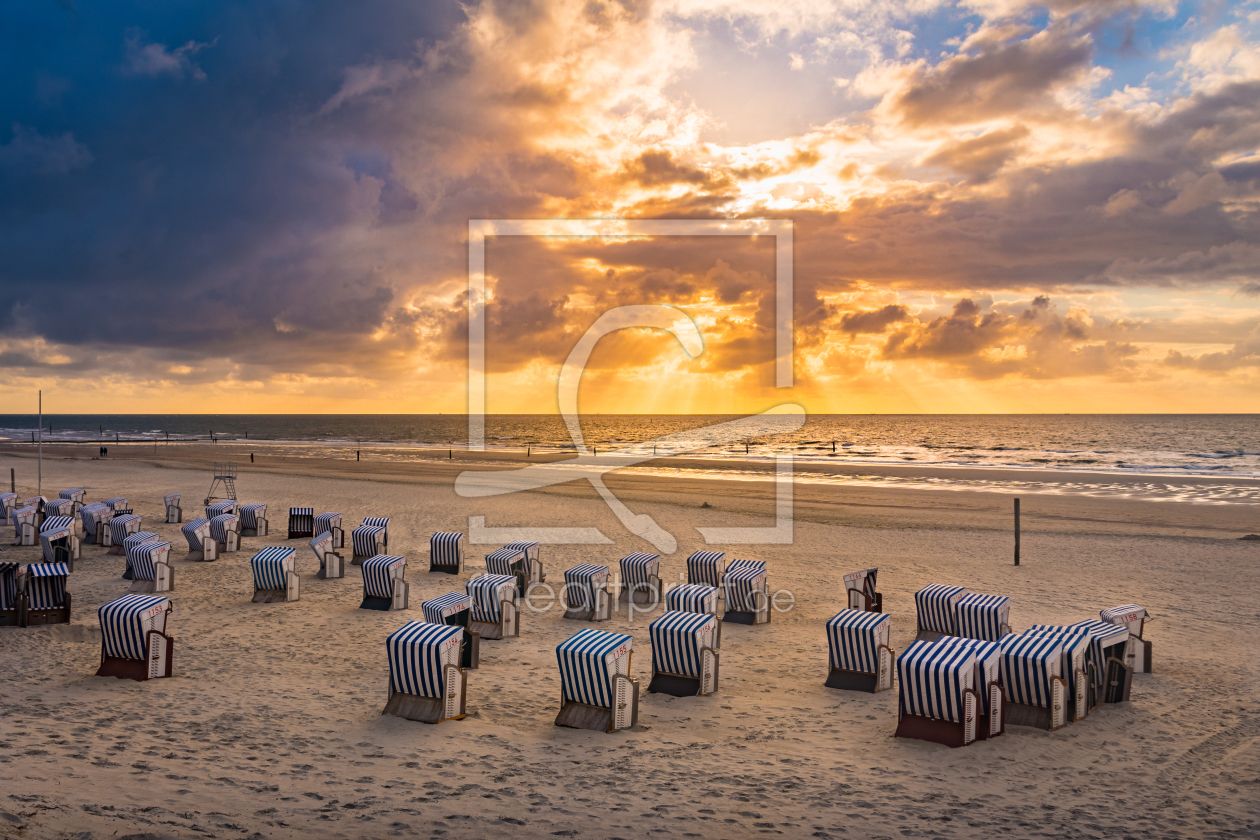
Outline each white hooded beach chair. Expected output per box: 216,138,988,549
106,514,142,555
562,563,611,621
843,567,883,613
361,554,408,611
43,497,75,518
665,583,721,617
309,531,344,579
1022,630,1091,723
19,562,73,627
485,547,529,596
24,496,47,527
382,621,467,724
126,540,174,594
648,610,720,697
1100,604,1153,674
164,493,182,524
314,512,344,548
209,513,241,554
825,609,894,693
0,562,19,626
181,518,216,561
288,507,315,539
466,573,519,640
39,516,80,568
429,531,464,574
554,628,638,732
932,636,1004,739
722,559,770,625
686,550,727,613
239,503,269,537
895,639,981,748
96,593,173,682
999,633,1067,731
0,492,16,521
11,506,37,546
351,521,387,564
618,552,661,605
59,488,86,507
914,583,966,641
504,540,544,583
80,502,112,543
205,500,237,519
121,532,160,578
251,546,300,603
103,497,128,514
1064,619,1134,704
422,592,479,669
954,592,1011,642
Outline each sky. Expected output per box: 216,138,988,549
1,0,1258,415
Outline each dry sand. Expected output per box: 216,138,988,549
1,444,1258,840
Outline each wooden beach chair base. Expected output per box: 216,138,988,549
649,650,719,697
129,565,173,595
0,608,19,627
1103,657,1134,703
470,612,518,642
618,578,660,607
895,709,978,748
289,529,314,539
187,537,219,562
254,572,300,603
382,670,467,724
555,685,639,732
360,580,410,611
724,606,770,625
317,551,345,579
22,593,73,628
429,561,461,575
462,630,481,670
215,533,240,555
825,669,881,693
166,507,182,524
96,632,174,681
564,587,611,622
242,519,268,537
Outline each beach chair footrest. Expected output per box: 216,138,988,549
824,668,881,693
895,713,975,748
360,595,393,611
648,672,704,697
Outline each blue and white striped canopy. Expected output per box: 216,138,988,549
362,554,406,599
896,639,976,723
39,515,75,536
430,532,464,567
504,541,540,567
954,592,1010,642
109,514,141,544
467,574,516,622
290,507,314,517
914,584,965,635
126,540,169,581
206,500,237,518
239,503,267,529
1100,604,1146,625
104,497,128,511
387,621,463,699
181,518,210,550
251,546,296,590
556,628,633,709
931,636,1002,714
563,563,608,610
999,633,1062,709
650,610,716,679
24,561,70,609
164,494,180,507
0,562,18,610
314,512,341,535
80,502,111,535
665,583,718,614
422,592,470,625
352,525,386,558
124,531,159,550
485,547,525,577
619,552,660,585
1022,630,1089,707
722,559,766,612
363,516,390,532
1061,619,1131,668
209,514,239,542
99,593,169,660
59,488,86,502
686,550,727,587
40,520,75,563
827,609,891,674
43,498,75,516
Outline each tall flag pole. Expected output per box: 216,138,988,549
37,389,42,495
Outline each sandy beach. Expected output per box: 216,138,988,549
1,444,1257,839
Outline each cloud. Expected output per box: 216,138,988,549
922,124,1030,182
1165,327,1260,372
0,124,91,174
838,303,909,335
123,31,215,80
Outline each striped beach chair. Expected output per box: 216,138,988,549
363,516,390,546
121,532,160,578
251,546,300,603
825,609,894,693
914,583,966,640
103,497,128,513
686,550,727,587
361,554,408,611
39,516,80,568
665,583,720,617
209,513,241,554
383,621,467,724
0,492,16,521
467,574,519,640
554,628,639,732
895,639,981,747
314,512,343,548
0,562,19,626
107,514,142,555
164,493,182,524
722,559,769,625
59,488,86,506
1100,603,1153,674
20,562,72,627
931,636,1005,739
126,540,174,594
96,593,173,682
618,552,661,605
1063,619,1133,703
429,532,464,574
421,592,478,669
181,517,216,561
954,592,1011,642
562,563,610,621
843,567,882,613
309,531,345,579
1021,629,1091,723
205,499,237,519
504,540,544,583
43,497,75,518
80,502,112,542
11,506,37,546
485,547,528,595
648,610,720,697
999,633,1067,731
239,503,269,537
288,507,315,539
351,522,387,564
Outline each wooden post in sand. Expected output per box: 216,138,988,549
1014,498,1021,566
9,468,14,493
